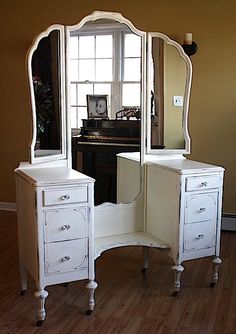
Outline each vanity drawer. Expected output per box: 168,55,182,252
184,221,216,252
44,207,88,242
43,186,88,206
45,238,88,275
185,193,218,224
185,175,220,192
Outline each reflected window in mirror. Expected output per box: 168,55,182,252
69,21,142,129
31,30,62,155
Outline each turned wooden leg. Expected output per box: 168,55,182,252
86,280,98,315
34,289,49,326
142,246,150,273
19,260,27,295
210,257,222,287
172,264,184,296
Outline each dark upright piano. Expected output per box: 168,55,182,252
72,119,141,205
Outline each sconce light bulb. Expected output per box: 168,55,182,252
184,33,192,45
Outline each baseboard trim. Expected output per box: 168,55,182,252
0,202,17,211
222,213,236,231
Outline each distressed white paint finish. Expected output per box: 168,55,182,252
15,166,97,324
146,158,224,292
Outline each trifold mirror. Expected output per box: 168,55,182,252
27,11,192,205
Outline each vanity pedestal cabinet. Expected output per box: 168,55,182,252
146,159,224,293
15,166,97,325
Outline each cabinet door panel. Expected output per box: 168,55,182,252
45,238,88,275
184,221,216,252
185,193,218,224
44,208,88,242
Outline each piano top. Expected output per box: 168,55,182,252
79,119,141,142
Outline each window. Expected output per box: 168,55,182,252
69,24,142,128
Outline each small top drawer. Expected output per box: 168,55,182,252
43,186,88,206
185,175,220,192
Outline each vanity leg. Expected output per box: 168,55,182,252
19,260,27,295
86,280,98,315
34,289,49,326
172,264,184,296
210,257,222,287
141,246,150,273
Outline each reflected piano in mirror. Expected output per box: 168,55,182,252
72,118,141,205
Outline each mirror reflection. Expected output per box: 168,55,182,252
150,37,187,150
69,20,142,205
32,30,62,157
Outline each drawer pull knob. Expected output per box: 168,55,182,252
197,234,204,239
201,182,208,187
61,256,70,262
199,207,206,212
61,224,71,230
61,195,70,200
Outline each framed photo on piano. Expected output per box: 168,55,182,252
87,94,108,119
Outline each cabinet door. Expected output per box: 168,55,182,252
44,207,88,242
45,238,88,275
185,193,218,224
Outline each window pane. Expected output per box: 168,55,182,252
69,37,78,59
124,33,141,57
78,59,94,81
123,58,141,81
77,107,87,127
77,84,93,105
71,106,78,128
94,84,111,96
96,35,113,58
122,83,141,106
96,59,112,81
70,60,78,81
70,83,77,105
79,36,95,58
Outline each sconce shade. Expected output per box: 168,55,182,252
182,41,198,56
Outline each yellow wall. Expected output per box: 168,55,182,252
164,43,186,148
1,0,236,213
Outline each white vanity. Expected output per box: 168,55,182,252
15,11,224,326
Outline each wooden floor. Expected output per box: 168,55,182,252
1,211,236,333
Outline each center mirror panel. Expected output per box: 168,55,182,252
68,17,144,205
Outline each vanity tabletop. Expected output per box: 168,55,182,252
146,158,225,174
15,166,94,186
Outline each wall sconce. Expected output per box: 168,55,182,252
182,33,197,56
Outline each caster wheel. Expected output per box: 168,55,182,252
172,291,179,297
86,309,93,315
141,268,147,274
210,282,216,288
20,290,26,296
36,320,44,326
